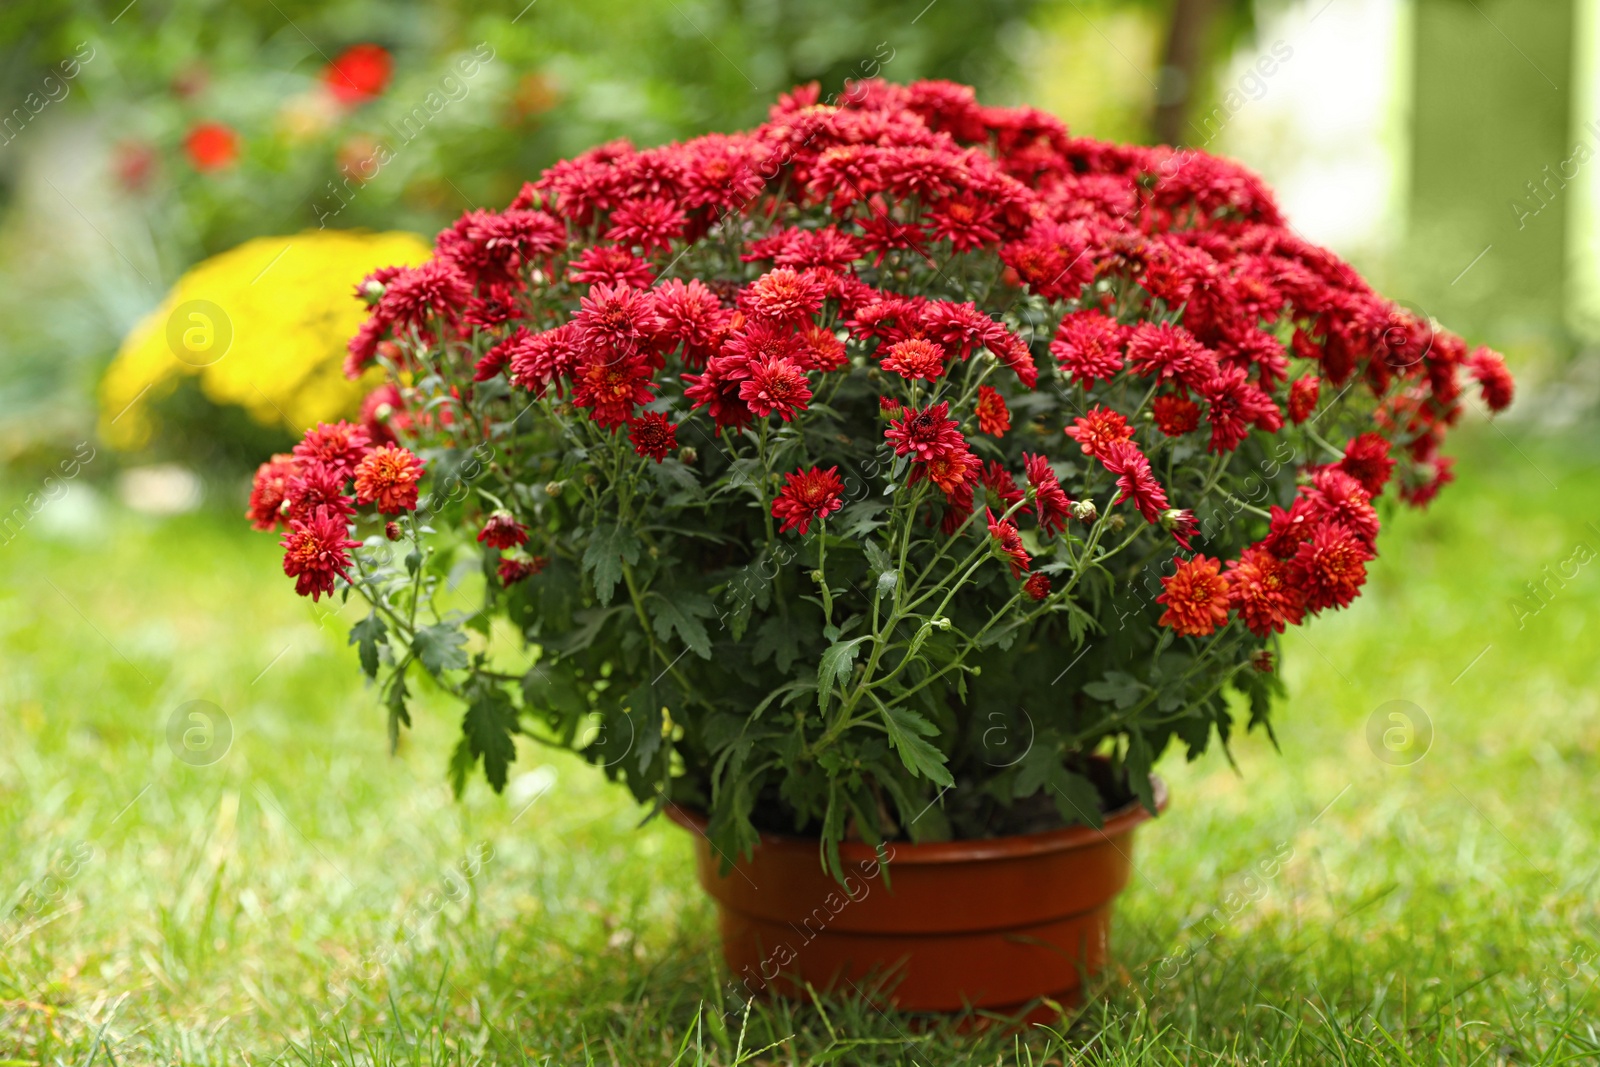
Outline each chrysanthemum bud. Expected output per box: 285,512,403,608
384,521,402,541
373,402,394,422
810,569,824,584
1072,499,1097,523
935,616,952,631
678,446,698,465
544,480,565,496
1251,650,1274,673
583,472,598,487
1109,513,1126,532
360,279,386,304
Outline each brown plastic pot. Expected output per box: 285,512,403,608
667,776,1167,1014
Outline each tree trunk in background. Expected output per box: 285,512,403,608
1408,0,1574,349
1153,0,1221,145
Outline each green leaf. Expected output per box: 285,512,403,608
521,663,590,739
349,612,387,680
1012,742,1058,800
646,590,714,659
384,668,410,755
412,623,469,675
1084,670,1143,708
751,615,802,673
581,522,643,604
1124,731,1159,814
461,685,519,792
835,500,888,539
816,636,869,715
749,679,817,720
650,457,702,496
882,706,954,787
1048,769,1106,830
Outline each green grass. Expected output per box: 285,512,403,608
4,418,1600,1065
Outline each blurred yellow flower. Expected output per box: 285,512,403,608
101,230,433,450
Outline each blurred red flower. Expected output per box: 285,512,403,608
323,44,393,105
184,122,239,171
113,140,158,192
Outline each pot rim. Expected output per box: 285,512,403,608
664,774,1167,866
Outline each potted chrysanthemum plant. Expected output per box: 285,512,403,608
248,78,1514,1012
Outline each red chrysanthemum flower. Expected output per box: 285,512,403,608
1126,321,1215,388
1195,364,1281,453
1065,405,1134,461
1261,495,1320,560
247,454,299,531
683,358,756,434
569,245,657,289
886,401,967,462
926,193,1001,250
926,301,998,359
986,507,1031,578
1023,571,1052,601
650,278,728,369
975,385,1010,436
498,552,549,586
879,395,902,414
293,421,372,478
1226,547,1305,637
738,356,812,420
604,196,687,254
984,326,1039,388
1100,439,1170,524
1161,507,1199,550
286,463,355,524
477,510,529,550
506,323,584,398
1152,393,1200,436
323,43,392,104
1287,374,1320,424
1306,467,1380,545
1023,452,1072,537
627,411,678,462
280,509,361,601
1337,432,1395,497
572,349,658,428
722,319,804,366
880,338,947,380
353,444,425,514
1468,346,1514,412
981,461,1025,509
1399,455,1456,508
797,322,848,372
1050,310,1126,389
740,267,826,324
1292,520,1373,613
772,466,845,534
913,446,982,496
573,283,658,352
1156,555,1231,637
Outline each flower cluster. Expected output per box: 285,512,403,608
251,78,1511,865
248,421,424,599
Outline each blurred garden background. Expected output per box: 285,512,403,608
3,0,1600,1062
